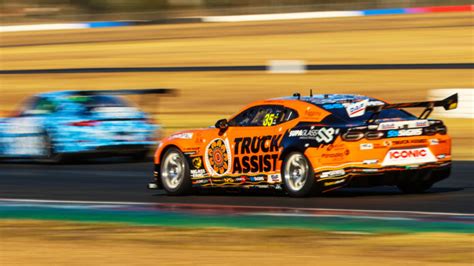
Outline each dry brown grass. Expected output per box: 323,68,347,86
1,13,473,70
0,220,473,266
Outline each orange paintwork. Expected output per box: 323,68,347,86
154,97,451,189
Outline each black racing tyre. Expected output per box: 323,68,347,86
160,147,192,195
36,133,64,163
397,182,433,194
281,151,317,197
130,150,150,162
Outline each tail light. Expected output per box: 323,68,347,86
424,127,436,136
435,125,447,135
365,131,384,140
342,131,364,141
69,120,98,127
425,124,447,135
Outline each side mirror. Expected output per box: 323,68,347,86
215,118,229,131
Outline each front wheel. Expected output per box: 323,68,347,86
160,147,192,195
282,152,317,197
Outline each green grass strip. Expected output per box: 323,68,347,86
1,205,473,234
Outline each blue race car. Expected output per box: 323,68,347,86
0,89,173,162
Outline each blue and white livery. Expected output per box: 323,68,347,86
0,89,172,162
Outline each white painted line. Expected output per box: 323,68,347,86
267,60,306,74
0,198,155,206
1,203,122,209
202,11,363,23
0,197,472,217
246,212,414,221
0,23,88,33
332,231,373,235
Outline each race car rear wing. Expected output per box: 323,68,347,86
75,88,176,96
74,88,177,114
367,93,458,123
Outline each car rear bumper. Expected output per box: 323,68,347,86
316,160,451,192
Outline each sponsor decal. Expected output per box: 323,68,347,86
363,159,378,165
267,174,282,183
378,120,429,131
367,100,385,106
362,168,379,173
190,169,207,178
316,127,339,143
304,109,322,117
320,169,345,178
192,157,202,169
169,132,193,139
324,179,345,186
192,178,209,184
321,152,344,159
223,177,234,183
393,139,426,145
345,100,368,118
235,176,247,183
360,143,374,150
205,138,232,176
437,154,446,159
289,127,339,144
379,122,397,130
326,143,346,151
322,103,344,110
382,147,436,166
391,139,425,145
289,129,316,137
416,120,429,127
232,135,281,174
429,139,439,145
387,128,423,138
249,176,265,182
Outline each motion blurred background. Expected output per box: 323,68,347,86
1,0,473,158
1,2,473,265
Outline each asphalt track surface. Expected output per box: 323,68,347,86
0,160,472,213
0,63,473,74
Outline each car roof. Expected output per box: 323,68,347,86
36,90,87,98
276,94,378,104
230,94,384,122
244,94,380,108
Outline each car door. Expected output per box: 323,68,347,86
204,105,294,183
2,97,54,157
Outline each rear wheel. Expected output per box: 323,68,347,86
160,147,192,195
282,152,317,197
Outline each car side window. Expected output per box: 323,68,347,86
22,97,56,116
282,107,298,122
229,105,289,127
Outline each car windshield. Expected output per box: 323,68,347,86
317,103,417,123
67,95,129,109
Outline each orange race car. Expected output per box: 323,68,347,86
148,92,457,197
